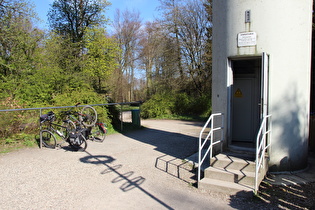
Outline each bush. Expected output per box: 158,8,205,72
189,94,212,116
141,93,175,119
52,90,112,125
142,92,211,119
172,93,191,115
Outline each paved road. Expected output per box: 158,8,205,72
0,119,236,210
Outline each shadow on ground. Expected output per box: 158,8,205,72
229,181,315,209
122,125,201,185
79,151,173,209
122,126,199,159
229,153,315,209
79,152,146,192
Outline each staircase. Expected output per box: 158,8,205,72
198,152,256,195
198,151,269,197
198,113,271,195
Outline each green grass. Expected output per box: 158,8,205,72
0,133,38,154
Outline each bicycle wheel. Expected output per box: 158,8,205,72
79,105,97,127
90,122,107,142
60,120,76,140
69,133,87,152
40,130,57,149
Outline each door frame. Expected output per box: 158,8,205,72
227,53,269,148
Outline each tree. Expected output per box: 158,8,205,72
48,0,110,44
139,21,160,97
158,0,184,81
84,28,120,93
139,21,180,97
0,0,45,102
112,9,142,102
203,0,213,95
176,0,211,95
0,0,41,75
156,0,211,95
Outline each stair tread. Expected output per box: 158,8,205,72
210,161,256,172
213,153,256,163
199,177,253,195
205,166,256,177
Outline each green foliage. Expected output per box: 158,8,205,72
84,28,120,93
173,93,211,116
141,92,211,119
0,0,214,152
52,89,112,127
141,93,175,119
48,0,110,43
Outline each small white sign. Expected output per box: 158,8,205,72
238,32,256,47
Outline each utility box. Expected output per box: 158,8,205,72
131,109,141,127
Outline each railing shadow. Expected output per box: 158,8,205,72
229,154,315,209
122,123,202,184
155,154,197,186
229,179,315,209
80,151,174,209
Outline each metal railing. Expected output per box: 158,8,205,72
198,113,224,182
0,101,141,141
254,114,272,193
0,102,140,113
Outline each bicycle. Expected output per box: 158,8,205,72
39,111,88,151
60,103,105,142
60,103,98,128
85,122,107,142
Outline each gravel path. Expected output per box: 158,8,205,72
0,119,235,210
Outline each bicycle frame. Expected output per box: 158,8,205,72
41,120,71,143
39,110,88,151
61,105,96,128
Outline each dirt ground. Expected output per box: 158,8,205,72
0,119,314,209
227,181,315,209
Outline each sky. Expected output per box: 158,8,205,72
32,0,161,31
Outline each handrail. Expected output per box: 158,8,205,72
198,113,224,182
254,114,272,194
0,102,141,112
0,102,142,148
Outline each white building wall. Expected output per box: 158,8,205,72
212,0,313,171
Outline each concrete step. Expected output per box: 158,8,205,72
211,153,256,172
204,166,255,186
199,178,253,197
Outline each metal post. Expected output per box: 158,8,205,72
210,117,214,162
120,104,123,131
39,109,42,149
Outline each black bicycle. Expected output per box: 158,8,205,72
85,122,107,142
60,103,106,142
39,111,87,151
60,103,98,128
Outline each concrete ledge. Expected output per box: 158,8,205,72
199,178,253,197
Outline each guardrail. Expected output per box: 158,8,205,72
198,113,224,182
0,102,141,131
254,114,272,194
